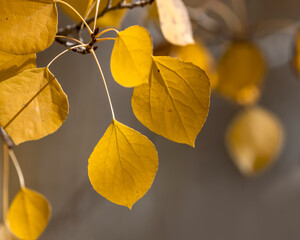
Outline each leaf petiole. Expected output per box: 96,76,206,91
95,28,119,38
9,150,25,189
90,49,116,120
96,37,116,43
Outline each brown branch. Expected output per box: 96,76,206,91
56,0,155,51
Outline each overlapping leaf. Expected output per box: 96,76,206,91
7,188,51,240
132,56,210,146
0,51,36,82
111,26,153,87
226,106,284,176
171,42,218,89
0,68,69,145
0,0,58,54
156,0,194,46
88,120,158,209
216,41,266,105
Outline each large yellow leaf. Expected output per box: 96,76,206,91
216,41,266,105
0,0,58,55
88,120,158,209
7,188,51,240
111,26,153,87
0,68,69,145
132,56,210,146
171,42,218,89
0,51,36,82
226,106,284,176
156,0,194,46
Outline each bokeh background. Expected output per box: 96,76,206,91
2,0,300,239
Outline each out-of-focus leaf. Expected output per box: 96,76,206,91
0,68,69,145
0,51,36,82
132,56,210,146
61,0,125,27
88,120,158,209
156,0,194,46
171,42,218,89
216,41,266,105
0,0,58,54
293,30,300,76
111,25,153,87
7,188,51,240
226,106,284,176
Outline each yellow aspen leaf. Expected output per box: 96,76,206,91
7,188,51,240
88,120,158,209
132,56,210,147
216,41,266,105
226,106,284,176
0,51,36,82
0,223,18,240
111,26,153,87
94,9,127,28
0,68,69,145
156,0,194,46
0,0,58,55
171,42,218,89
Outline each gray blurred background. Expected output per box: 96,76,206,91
2,0,300,239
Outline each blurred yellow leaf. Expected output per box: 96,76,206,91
111,25,153,87
0,68,69,145
0,223,18,240
0,0,58,54
216,41,266,105
0,51,36,82
293,30,300,76
88,120,158,209
156,0,194,46
61,0,126,27
94,9,127,28
132,56,210,146
226,106,284,176
171,42,218,89
7,188,51,240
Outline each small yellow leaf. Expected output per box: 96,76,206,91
132,56,210,146
0,51,36,82
216,41,266,105
171,42,218,89
0,0,58,54
0,223,18,240
7,188,51,240
88,120,158,209
111,26,153,87
0,67,69,145
156,0,194,46
226,106,284,176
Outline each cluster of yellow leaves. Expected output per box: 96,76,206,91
87,25,210,208
0,0,64,238
226,106,284,176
